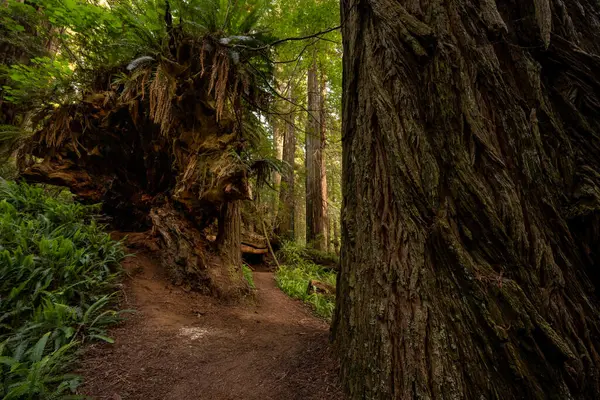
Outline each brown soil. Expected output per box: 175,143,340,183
77,249,343,400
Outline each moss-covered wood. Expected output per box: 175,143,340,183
18,29,265,298
332,0,600,398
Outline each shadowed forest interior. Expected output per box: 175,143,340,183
2,0,600,399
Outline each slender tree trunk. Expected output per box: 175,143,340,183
320,70,329,251
270,74,285,227
330,187,340,255
327,219,332,253
333,0,600,399
276,82,296,241
306,62,327,250
270,115,284,226
332,215,339,256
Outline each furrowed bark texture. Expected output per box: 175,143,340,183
306,63,328,251
215,201,247,296
333,0,600,398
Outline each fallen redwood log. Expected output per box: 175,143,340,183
241,243,268,255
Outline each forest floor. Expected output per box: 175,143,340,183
76,246,343,400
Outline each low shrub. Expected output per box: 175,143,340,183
275,242,336,319
242,264,256,289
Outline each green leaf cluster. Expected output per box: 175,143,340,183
0,180,125,398
242,264,256,289
275,241,336,319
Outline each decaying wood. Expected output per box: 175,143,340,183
18,32,265,298
300,247,338,269
241,244,269,255
306,280,335,297
333,0,600,398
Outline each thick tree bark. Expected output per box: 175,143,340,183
276,82,296,241
305,62,327,250
333,0,600,399
215,201,248,297
218,201,242,265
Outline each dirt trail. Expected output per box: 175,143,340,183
78,250,343,400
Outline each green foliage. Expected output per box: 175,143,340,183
0,125,26,167
0,1,51,65
1,57,74,106
242,264,256,289
0,180,125,398
275,242,336,319
0,161,18,181
0,0,274,106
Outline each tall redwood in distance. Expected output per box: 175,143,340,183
277,82,297,241
270,115,283,225
333,0,600,398
319,70,329,251
306,62,328,251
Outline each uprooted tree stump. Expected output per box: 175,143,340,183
18,28,270,299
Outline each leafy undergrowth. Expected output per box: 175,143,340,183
242,264,256,289
275,242,336,319
0,180,125,399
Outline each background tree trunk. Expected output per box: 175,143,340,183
306,62,327,250
333,0,600,398
270,74,285,227
270,116,283,226
332,216,339,256
320,70,329,251
277,82,296,241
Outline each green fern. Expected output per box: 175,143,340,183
242,264,256,289
0,180,125,398
274,241,337,319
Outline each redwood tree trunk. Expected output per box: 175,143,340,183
270,76,285,226
306,63,327,250
217,201,242,266
277,82,296,241
332,216,339,256
271,118,283,225
320,70,329,251
215,201,247,297
333,0,600,398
